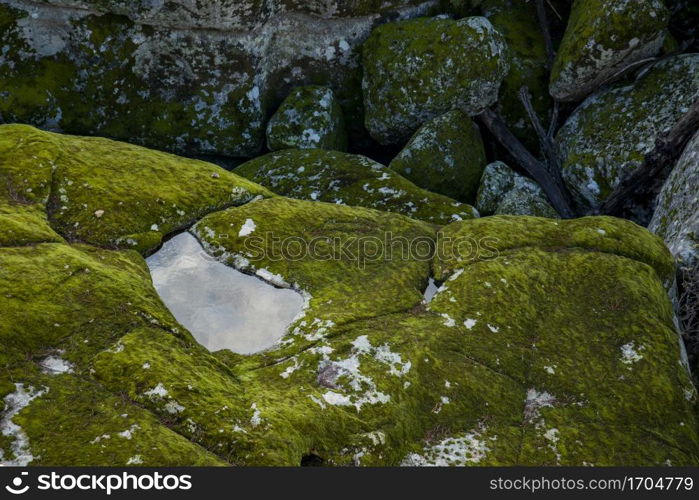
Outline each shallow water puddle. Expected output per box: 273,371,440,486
423,278,439,304
146,232,304,354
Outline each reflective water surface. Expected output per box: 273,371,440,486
147,232,304,354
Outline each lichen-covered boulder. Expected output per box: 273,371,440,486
362,16,509,144
266,86,347,152
388,110,486,203
235,149,479,224
550,0,669,102
481,0,553,150
3,188,698,465
0,0,437,156
0,124,271,253
556,54,699,211
428,215,697,465
649,130,699,268
476,162,557,218
0,242,227,465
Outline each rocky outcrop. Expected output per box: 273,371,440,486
266,86,347,152
0,0,439,156
650,130,699,268
389,110,486,203
2,127,697,466
550,0,669,102
362,15,508,145
235,149,478,224
556,54,699,211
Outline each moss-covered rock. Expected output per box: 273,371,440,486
0,124,271,253
556,54,699,211
362,16,508,145
476,162,558,218
388,110,486,203
235,149,479,224
0,1,438,156
550,0,669,102
2,189,697,465
429,215,698,465
266,86,347,152
649,130,699,269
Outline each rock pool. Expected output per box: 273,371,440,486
146,232,304,354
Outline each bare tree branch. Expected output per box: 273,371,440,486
479,108,577,218
518,86,560,173
594,99,699,215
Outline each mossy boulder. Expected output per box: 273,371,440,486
428,215,697,465
266,86,347,152
235,149,479,224
0,1,438,156
476,162,557,218
362,16,509,145
556,54,699,211
0,124,271,253
649,130,699,268
388,110,486,203
2,187,698,465
550,0,669,102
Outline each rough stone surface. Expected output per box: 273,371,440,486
476,162,557,218
2,124,697,465
550,0,669,102
362,15,509,145
649,130,699,268
389,110,486,203
235,149,479,225
0,124,270,253
0,0,438,156
266,86,347,152
556,54,699,211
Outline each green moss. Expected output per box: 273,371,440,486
266,86,347,152
389,110,486,203
0,11,265,156
0,124,272,253
362,15,508,144
0,242,184,370
556,54,699,210
0,204,64,246
428,216,698,464
11,370,225,466
235,149,478,225
194,197,435,342
550,0,669,101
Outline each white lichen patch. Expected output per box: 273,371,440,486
401,427,490,466
620,342,645,366
238,218,256,237
0,383,48,466
39,352,74,375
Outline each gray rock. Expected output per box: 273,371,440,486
266,86,347,152
550,0,669,102
557,54,699,211
0,0,437,156
362,16,509,145
476,162,558,218
388,110,486,203
649,130,699,268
